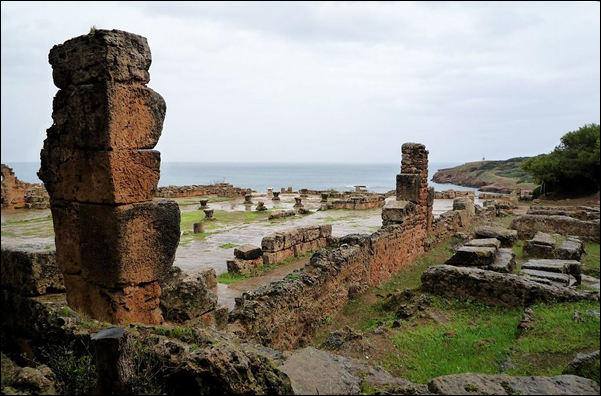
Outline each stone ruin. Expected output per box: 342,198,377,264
37,29,180,324
226,225,333,275
511,204,600,242
1,164,50,210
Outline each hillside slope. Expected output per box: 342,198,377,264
432,158,537,193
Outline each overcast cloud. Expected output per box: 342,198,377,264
1,1,599,163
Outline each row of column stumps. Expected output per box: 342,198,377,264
38,29,180,324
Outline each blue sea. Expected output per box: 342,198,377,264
4,162,478,194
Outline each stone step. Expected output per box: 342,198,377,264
522,259,582,275
445,246,497,266
465,238,501,249
487,248,516,274
519,269,577,287
530,231,557,246
556,240,583,261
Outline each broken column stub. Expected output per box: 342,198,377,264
39,29,179,324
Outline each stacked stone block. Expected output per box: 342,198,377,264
383,143,431,230
38,30,180,324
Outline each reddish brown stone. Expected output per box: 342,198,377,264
62,82,165,150
52,200,180,287
63,274,163,324
40,144,160,204
48,29,151,89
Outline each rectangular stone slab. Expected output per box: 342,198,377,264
465,238,501,249
555,240,583,261
519,269,574,285
530,231,557,246
487,248,516,274
445,246,497,266
382,200,416,224
52,199,180,287
40,144,160,204
63,82,166,150
521,259,582,275
234,244,263,260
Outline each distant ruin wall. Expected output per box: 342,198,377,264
156,183,248,198
1,164,50,210
511,215,600,242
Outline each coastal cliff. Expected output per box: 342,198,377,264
432,158,537,193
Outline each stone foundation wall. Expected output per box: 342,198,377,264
230,143,434,349
261,225,332,266
156,183,249,198
434,190,475,199
1,164,50,210
511,215,600,242
330,195,386,210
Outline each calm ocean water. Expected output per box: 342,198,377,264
4,162,478,194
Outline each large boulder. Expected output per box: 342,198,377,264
1,246,64,297
160,267,218,322
427,373,599,395
421,265,598,307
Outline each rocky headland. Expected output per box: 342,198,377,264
432,158,537,194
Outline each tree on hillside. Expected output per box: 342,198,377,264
522,123,600,195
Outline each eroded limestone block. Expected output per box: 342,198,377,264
488,248,516,274
64,82,166,150
227,257,263,275
474,226,518,247
52,199,180,287
234,244,263,260
1,247,64,297
445,246,497,266
40,145,160,204
160,267,218,322
396,174,420,203
465,238,501,249
382,200,416,225
49,29,152,89
63,274,163,324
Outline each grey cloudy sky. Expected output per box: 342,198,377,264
1,1,599,164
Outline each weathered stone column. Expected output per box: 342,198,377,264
382,143,432,229
38,29,180,324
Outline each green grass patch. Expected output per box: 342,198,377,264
582,243,600,270
506,300,600,377
384,299,521,383
379,237,456,292
219,243,238,249
217,272,250,284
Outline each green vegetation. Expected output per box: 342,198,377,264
582,243,600,278
434,157,536,192
42,342,97,395
217,272,250,284
315,235,600,385
522,123,600,195
219,243,238,249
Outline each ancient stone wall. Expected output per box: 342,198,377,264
511,215,600,242
230,143,434,349
1,165,50,210
261,225,332,265
434,190,475,199
156,183,248,198
329,195,386,210
38,29,180,324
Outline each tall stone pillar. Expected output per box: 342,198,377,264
382,143,431,228
38,29,180,324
